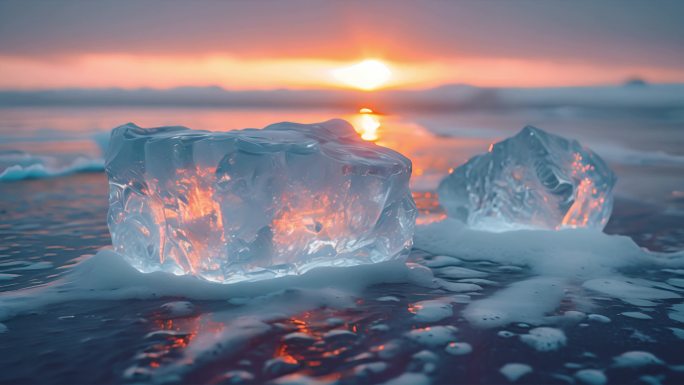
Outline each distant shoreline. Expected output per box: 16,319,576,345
1,83,683,111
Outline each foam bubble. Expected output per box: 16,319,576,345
613,351,664,368
410,299,453,323
445,342,472,355
405,326,457,347
520,327,567,352
575,369,607,385
500,363,532,382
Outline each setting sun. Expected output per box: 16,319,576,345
332,59,392,90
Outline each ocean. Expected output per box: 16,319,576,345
0,104,683,384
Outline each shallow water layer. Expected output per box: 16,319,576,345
1,173,684,385
1,106,684,384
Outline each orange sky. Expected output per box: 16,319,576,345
1,1,683,90
1,54,684,91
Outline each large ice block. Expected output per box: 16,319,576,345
438,126,616,231
105,120,416,283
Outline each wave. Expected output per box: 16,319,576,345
592,144,684,166
0,151,104,181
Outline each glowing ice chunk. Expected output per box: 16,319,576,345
105,120,416,283
438,126,616,231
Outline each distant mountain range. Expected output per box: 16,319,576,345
1,83,682,111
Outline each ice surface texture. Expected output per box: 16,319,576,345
438,126,616,231
105,120,416,283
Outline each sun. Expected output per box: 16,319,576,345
332,59,392,91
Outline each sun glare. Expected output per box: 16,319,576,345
332,59,392,90
353,107,381,141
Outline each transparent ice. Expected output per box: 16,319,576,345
438,126,616,231
105,120,416,283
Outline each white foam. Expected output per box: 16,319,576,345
669,327,684,340
415,219,684,329
0,249,409,322
376,296,401,302
520,327,567,352
434,266,488,279
613,351,664,368
583,278,681,300
500,363,532,382
160,301,195,318
463,277,566,328
587,314,611,323
670,303,684,323
9,261,53,271
575,369,607,385
417,220,684,276
405,326,457,347
410,299,453,323
436,279,482,293
423,255,462,268
0,274,19,281
620,312,652,320
445,342,472,355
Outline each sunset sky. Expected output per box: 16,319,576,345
1,0,683,90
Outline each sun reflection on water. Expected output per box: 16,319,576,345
352,108,381,141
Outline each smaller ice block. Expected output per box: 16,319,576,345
438,126,616,231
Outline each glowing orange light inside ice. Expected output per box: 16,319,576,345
146,167,224,274
270,191,350,260
560,153,606,229
332,59,391,90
